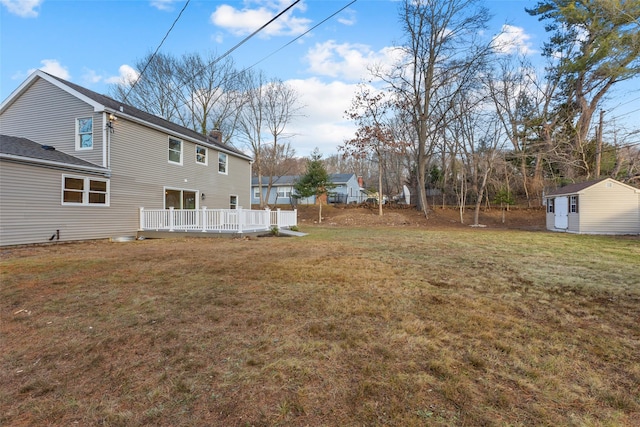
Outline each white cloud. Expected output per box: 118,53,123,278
81,68,103,85
337,9,356,26
150,0,176,11
491,25,535,56
105,64,140,86
210,1,311,38
305,40,401,82
283,77,359,156
0,0,42,17
28,59,70,80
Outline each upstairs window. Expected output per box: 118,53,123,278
218,152,228,174
196,145,207,165
76,117,93,150
169,137,182,164
62,175,109,206
570,195,579,213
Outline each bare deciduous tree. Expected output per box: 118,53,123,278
376,0,492,218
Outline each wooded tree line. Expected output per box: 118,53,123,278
111,0,640,216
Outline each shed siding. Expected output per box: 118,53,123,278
578,181,640,234
1,78,105,167
545,179,640,234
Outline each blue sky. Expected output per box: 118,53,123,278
1,0,638,156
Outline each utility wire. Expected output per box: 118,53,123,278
122,0,191,104
605,94,640,113
213,0,302,67
245,0,358,71
125,0,356,119
172,0,302,88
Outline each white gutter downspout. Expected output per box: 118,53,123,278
102,112,109,168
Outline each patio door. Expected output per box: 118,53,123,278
165,189,197,209
554,196,568,229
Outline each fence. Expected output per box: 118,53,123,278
139,207,297,233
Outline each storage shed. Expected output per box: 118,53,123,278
544,178,640,235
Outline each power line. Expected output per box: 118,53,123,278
245,0,358,72
606,94,640,113
612,105,640,119
213,0,302,67
123,0,191,104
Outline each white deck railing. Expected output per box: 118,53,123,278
139,207,297,233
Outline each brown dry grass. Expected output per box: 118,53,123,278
1,209,639,426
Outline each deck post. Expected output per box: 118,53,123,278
168,207,174,232
139,207,144,229
201,207,207,232
237,208,243,234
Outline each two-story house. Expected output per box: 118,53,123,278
0,70,253,246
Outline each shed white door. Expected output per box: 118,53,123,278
554,196,568,229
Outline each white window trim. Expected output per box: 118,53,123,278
196,145,208,166
164,186,199,209
229,194,238,209
276,186,292,198
253,187,260,198
570,195,578,213
75,117,93,150
169,136,183,165
218,152,228,174
61,174,110,206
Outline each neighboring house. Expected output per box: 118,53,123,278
0,70,252,246
544,178,640,235
251,173,365,206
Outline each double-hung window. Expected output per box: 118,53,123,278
169,137,182,164
196,145,207,165
218,152,228,174
76,117,93,150
547,198,554,213
229,195,238,210
62,175,109,206
277,186,292,198
570,195,578,213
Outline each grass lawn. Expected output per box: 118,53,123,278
1,226,639,426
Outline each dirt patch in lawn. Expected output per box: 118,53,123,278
295,203,546,231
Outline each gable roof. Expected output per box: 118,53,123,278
0,134,110,176
545,178,639,197
1,70,251,162
251,173,357,186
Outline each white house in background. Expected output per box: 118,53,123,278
0,70,254,246
251,173,366,206
544,178,640,235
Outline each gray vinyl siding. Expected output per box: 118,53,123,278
0,78,105,167
0,161,123,246
108,118,251,213
1,74,252,246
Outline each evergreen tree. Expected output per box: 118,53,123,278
294,149,334,223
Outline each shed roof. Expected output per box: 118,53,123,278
545,178,640,197
545,178,608,197
0,134,109,175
